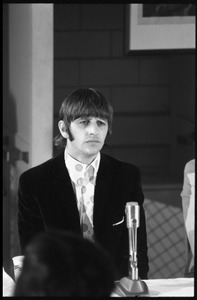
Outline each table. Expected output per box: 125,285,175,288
111,277,194,297
3,269,194,297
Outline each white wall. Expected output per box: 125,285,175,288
8,3,53,173
3,4,54,271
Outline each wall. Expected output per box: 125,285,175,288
171,54,195,175
4,3,53,173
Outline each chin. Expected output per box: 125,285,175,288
85,146,101,155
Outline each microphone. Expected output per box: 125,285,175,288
125,202,139,280
113,202,149,296
125,202,140,228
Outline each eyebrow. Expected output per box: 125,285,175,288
76,116,106,121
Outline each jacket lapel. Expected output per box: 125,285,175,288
93,154,114,227
52,152,81,230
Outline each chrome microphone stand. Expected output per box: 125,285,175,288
114,202,149,297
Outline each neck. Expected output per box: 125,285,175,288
66,149,98,165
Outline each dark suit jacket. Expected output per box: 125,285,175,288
18,151,149,280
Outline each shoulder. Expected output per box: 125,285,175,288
101,153,141,176
184,159,195,175
19,152,64,184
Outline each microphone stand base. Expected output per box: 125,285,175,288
114,277,149,297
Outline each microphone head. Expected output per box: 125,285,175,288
125,202,140,228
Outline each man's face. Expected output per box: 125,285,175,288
66,117,108,164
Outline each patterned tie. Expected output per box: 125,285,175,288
77,165,95,241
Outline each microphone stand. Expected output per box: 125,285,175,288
114,202,149,297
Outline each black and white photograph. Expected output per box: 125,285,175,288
3,3,195,297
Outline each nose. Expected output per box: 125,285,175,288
88,121,99,135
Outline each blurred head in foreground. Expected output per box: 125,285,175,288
13,230,115,297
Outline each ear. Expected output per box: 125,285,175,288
58,120,69,138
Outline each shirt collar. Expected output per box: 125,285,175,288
64,148,100,185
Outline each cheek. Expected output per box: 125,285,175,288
102,128,108,139
70,127,83,140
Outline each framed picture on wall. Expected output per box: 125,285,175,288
126,4,195,53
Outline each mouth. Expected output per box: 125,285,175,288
86,140,100,143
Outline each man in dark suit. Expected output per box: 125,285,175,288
18,88,149,280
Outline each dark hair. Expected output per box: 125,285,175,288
54,88,113,149
14,230,115,297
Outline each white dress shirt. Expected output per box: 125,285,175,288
64,149,100,230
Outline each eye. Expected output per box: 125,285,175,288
79,119,89,126
97,120,106,127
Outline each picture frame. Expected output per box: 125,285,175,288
126,4,195,53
